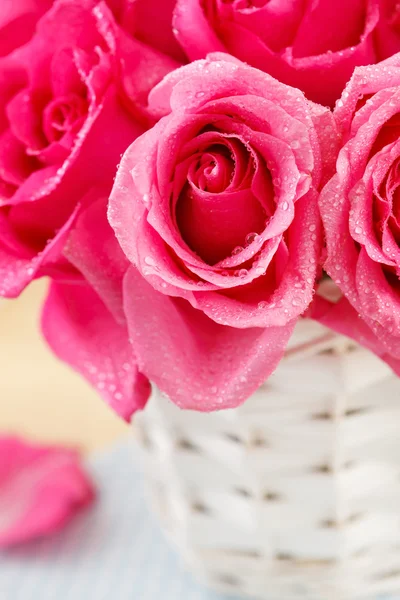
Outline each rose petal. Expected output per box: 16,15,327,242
174,1,379,106
292,0,368,58
126,0,186,62
64,192,129,324
0,436,94,548
0,0,52,57
193,189,322,328
355,247,400,357
124,266,295,411
309,292,400,375
173,0,226,60
0,205,80,298
176,185,267,265
41,280,151,420
226,0,304,52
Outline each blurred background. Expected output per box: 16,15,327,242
0,279,128,452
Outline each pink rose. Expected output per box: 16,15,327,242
0,437,94,547
109,54,337,410
0,0,53,57
0,0,177,298
172,0,384,106
319,54,400,372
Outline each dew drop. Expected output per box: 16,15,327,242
245,232,259,245
235,269,248,278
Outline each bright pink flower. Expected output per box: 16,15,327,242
319,54,400,369
0,437,94,548
109,54,337,410
172,0,398,107
0,0,177,299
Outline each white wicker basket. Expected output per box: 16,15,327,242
134,318,400,600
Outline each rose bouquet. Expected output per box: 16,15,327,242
2,0,400,420
2,1,400,596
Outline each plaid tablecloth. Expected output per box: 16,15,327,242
0,441,237,600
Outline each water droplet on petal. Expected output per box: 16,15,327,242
245,232,259,245
234,269,248,278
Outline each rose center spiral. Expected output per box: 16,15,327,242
175,144,268,265
43,94,87,144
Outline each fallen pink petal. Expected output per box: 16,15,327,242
0,437,95,548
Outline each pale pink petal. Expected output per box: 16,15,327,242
334,59,400,136
124,266,295,411
0,437,94,548
41,281,150,420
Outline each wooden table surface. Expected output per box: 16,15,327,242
0,280,128,452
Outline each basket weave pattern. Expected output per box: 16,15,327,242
134,319,400,600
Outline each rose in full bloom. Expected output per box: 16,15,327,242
172,0,398,107
319,54,400,371
108,54,338,410
0,0,177,298
0,437,94,547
